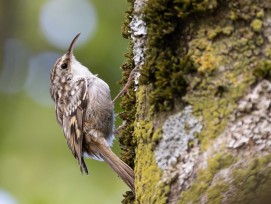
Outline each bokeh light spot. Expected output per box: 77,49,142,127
40,0,97,49
0,190,18,204
0,39,31,94
25,52,60,107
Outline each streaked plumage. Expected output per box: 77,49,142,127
50,33,134,193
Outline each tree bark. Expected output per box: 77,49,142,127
119,0,271,203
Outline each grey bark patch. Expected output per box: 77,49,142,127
155,106,202,170
227,80,271,150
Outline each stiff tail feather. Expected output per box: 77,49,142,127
90,142,135,194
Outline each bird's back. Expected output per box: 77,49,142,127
84,76,114,147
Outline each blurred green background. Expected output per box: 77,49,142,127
0,0,129,203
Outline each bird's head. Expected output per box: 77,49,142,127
51,33,85,83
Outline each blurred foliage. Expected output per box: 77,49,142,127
0,0,129,203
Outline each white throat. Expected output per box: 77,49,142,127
70,57,93,80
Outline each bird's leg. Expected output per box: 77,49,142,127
113,67,139,137
114,120,127,136
113,67,139,103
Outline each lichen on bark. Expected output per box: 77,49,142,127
120,0,271,203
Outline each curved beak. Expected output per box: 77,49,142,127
67,33,81,59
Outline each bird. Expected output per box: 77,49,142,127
50,33,135,193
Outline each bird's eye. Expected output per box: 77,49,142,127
61,63,68,69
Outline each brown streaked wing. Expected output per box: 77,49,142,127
62,79,89,174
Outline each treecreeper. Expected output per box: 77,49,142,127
50,33,135,194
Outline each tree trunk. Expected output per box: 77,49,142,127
119,0,271,203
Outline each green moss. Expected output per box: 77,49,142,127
122,0,134,39
197,52,219,73
256,35,264,46
256,9,264,18
134,141,168,204
223,26,234,35
229,10,237,20
179,153,235,204
136,120,153,142
119,42,137,166
179,154,271,204
184,68,254,150
228,155,271,204
133,86,170,203
253,60,271,79
152,128,162,143
139,0,257,154
140,0,218,112
181,0,271,149
119,1,136,203
250,18,263,32
121,0,270,203
206,182,229,204
207,26,234,40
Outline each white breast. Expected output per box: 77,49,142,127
71,57,93,81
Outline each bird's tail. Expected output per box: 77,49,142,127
90,142,135,194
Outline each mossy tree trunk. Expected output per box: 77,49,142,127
119,0,271,203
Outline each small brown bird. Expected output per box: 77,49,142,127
50,33,135,193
